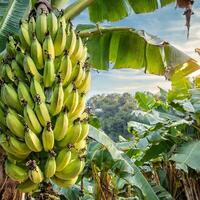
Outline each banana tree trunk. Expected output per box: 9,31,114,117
0,149,22,200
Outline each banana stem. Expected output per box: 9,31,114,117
79,27,134,38
63,0,95,20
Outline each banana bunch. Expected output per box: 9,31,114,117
0,8,90,192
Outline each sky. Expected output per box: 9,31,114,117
68,1,200,97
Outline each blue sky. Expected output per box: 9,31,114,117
67,1,200,97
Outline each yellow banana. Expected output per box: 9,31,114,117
11,60,26,82
36,12,47,43
58,52,72,86
6,111,24,138
9,136,31,155
54,109,68,141
65,28,76,56
76,120,89,143
43,33,55,59
43,55,55,88
64,88,79,114
57,120,82,148
30,78,46,102
49,80,64,116
54,56,62,73
54,21,66,56
1,83,22,112
51,176,78,188
35,95,51,126
45,154,56,178
19,20,31,49
23,55,42,82
74,65,85,88
17,179,39,193
47,12,58,40
74,139,87,151
23,103,42,135
63,82,74,100
24,126,43,152
42,122,54,152
18,81,34,108
80,46,88,64
31,35,44,70
67,62,81,83
5,160,28,182
27,160,44,183
79,70,91,94
55,157,84,180
55,148,71,172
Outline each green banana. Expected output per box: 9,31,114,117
1,83,22,112
23,55,42,82
6,111,24,138
31,35,44,70
63,82,74,100
58,52,72,86
36,12,48,43
54,109,68,141
27,160,44,183
55,148,71,172
45,154,56,178
54,21,66,56
30,78,46,102
11,60,26,82
74,65,85,88
42,122,54,152
79,70,91,94
19,20,31,49
23,103,42,135
55,157,84,180
17,179,39,193
74,139,87,151
49,80,64,116
24,126,43,152
57,120,82,147
18,81,34,108
5,160,28,182
15,47,25,67
76,120,89,143
35,95,51,126
51,176,78,188
43,32,55,59
47,12,58,40
65,28,76,56
28,16,36,39
0,106,6,127
5,64,15,82
6,36,17,57
43,55,55,88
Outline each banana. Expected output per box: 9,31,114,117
24,126,43,152
58,52,72,86
6,111,25,138
54,109,68,141
56,148,71,172
57,120,82,148
54,56,62,73
9,136,31,155
67,62,81,83
51,176,78,188
18,81,34,108
70,35,84,64
7,152,29,162
42,122,54,152
55,157,84,180
64,88,79,114
36,12,47,43
28,16,36,39
15,47,25,67
1,83,22,112
5,64,15,82
43,54,55,88
49,80,64,116
74,140,87,152
80,46,88,64
45,154,56,178
6,36,17,57
63,82,74,100
79,70,91,94
74,65,85,88
43,33,55,59
27,160,44,183
35,95,51,127
54,21,66,56
0,106,6,127
17,179,39,193
47,12,58,40
23,55,42,82
19,20,31,49
31,35,44,70
68,93,86,119
11,60,26,82
23,103,42,134
30,78,46,102
5,160,28,182
65,28,76,56
76,120,89,143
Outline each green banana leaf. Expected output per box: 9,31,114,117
89,125,159,200
80,26,200,77
0,0,9,19
0,0,30,52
